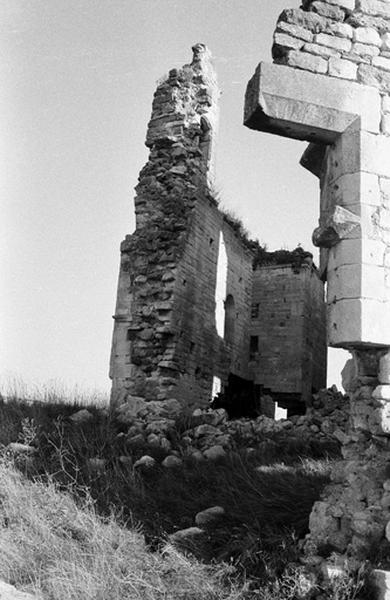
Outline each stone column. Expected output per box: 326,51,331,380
244,0,390,564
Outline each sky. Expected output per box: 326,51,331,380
1,0,349,395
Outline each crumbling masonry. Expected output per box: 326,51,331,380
109,44,327,419
244,0,390,567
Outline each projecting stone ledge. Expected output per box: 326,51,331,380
244,62,381,142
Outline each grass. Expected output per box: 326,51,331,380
0,389,375,599
0,458,246,600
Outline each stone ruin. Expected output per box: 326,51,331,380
109,44,327,420
243,0,390,581
109,0,390,586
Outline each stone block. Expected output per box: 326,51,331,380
328,297,390,346
358,64,390,93
330,172,381,208
276,21,314,42
315,33,352,52
352,42,381,57
373,384,390,400
327,263,386,301
303,42,341,57
279,8,328,33
195,506,225,527
380,353,390,385
309,1,346,20
162,455,183,468
353,26,382,45
341,356,358,392
370,400,390,434
328,238,386,270
273,33,305,51
348,10,390,30
324,129,361,183
383,95,390,113
313,204,361,248
361,131,390,178
374,56,390,72
329,57,358,79
328,0,355,10
383,33,390,52
382,113,390,134
325,22,354,38
244,62,381,142
286,49,328,74
357,0,390,19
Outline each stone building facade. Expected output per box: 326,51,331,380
109,44,327,416
250,263,326,413
243,0,390,567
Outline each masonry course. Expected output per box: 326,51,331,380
110,44,327,419
244,0,390,580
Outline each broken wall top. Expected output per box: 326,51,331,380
145,44,220,186
245,0,390,143
274,0,390,97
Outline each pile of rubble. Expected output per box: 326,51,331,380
110,387,349,469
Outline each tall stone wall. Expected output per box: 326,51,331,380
110,45,254,410
167,203,253,409
250,262,326,409
110,44,219,406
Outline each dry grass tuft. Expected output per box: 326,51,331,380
0,459,246,600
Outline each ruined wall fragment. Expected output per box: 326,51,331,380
244,0,390,568
110,45,254,410
250,260,326,410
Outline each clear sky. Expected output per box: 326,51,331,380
1,0,349,395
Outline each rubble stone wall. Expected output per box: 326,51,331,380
110,45,255,410
273,0,390,99
110,45,220,407
250,264,327,403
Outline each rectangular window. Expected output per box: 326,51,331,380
249,336,259,360
251,303,259,319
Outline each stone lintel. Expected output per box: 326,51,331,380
244,62,380,143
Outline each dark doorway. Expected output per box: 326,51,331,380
211,373,257,418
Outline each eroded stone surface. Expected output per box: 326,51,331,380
245,0,390,349
110,45,327,414
244,0,390,571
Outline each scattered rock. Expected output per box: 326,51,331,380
203,445,226,461
7,443,36,455
169,527,206,556
133,455,156,470
69,409,94,425
126,433,145,448
188,449,204,462
162,455,183,468
195,506,225,528
115,397,147,424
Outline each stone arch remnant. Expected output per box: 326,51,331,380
244,0,390,573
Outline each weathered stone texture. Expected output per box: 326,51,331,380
165,203,254,408
245,0,390,571
110,44,221,406
273,0,390,86
250,264,326,405
111,44,327,413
